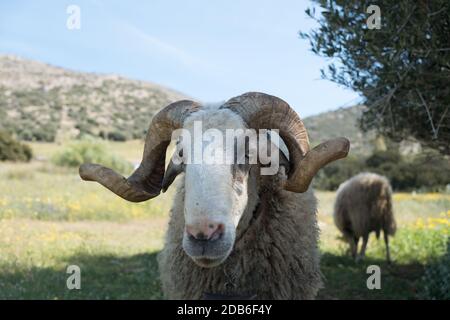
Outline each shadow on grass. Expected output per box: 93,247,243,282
1,249,446,299
317,252,424,300
0,251,163,299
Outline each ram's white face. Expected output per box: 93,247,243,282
79,94,348,269
176,109,254,268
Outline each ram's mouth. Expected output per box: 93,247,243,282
193,256,226,268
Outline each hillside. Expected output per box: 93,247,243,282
304,105,376,156
1,55,377,155
0,55,188,142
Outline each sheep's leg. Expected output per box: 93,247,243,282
353,236,359,258
356,234,369,262
342,229,356,258
345,233,357,259
384,231,391,264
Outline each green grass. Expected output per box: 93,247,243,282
0,142,449,299
0,162,174,221
0,219,164,299
316,191,449,299
317,227,448,299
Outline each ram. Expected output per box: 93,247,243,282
333,172,396,263
79,92,349,299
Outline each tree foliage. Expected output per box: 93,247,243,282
301,0,450,154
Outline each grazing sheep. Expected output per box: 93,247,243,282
333,172,396,263
79,92,349,299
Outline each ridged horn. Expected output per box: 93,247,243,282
79,100,201,202
222,92,349,192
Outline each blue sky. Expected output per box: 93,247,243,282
0,0,360,117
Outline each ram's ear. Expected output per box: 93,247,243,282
279,149,290,174
161,159,184,192
268,131,290,176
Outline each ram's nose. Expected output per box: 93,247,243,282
186,220,225,241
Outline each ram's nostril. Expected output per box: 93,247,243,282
196,232,207,240
186,221,225,241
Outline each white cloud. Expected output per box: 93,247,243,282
115,20,199,69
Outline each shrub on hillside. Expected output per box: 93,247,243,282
107,131,128,141
52,139,133,174
315,149,450,192
412,156,450,192
365,150,417,190
313,156,365,190
366,150,450,191
0,131,33,162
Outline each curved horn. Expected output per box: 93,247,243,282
287,137,350,192
222,92,349,193
79,100,201,202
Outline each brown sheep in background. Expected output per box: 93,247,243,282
333,172,396,263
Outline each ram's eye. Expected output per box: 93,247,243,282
236,160,251,174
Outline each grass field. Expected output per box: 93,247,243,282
317,191,449,299
0,141,449,299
